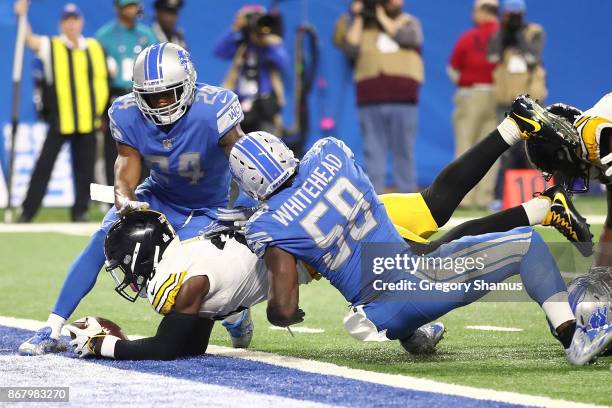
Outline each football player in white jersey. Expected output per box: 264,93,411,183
66,210,315,360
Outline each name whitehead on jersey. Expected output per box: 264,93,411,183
272,153,343,226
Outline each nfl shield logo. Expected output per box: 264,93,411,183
162,139,173,149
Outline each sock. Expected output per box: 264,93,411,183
46,313,66,340
52,229,106,319
497,117,521,146
521,196,552,226
555,320,577,349
541,292,576,330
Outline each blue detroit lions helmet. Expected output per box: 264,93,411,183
229,131,298,200
132,42,197,125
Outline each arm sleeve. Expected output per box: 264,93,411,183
394,18,423,50
215,91,243,138
108,107,136,149
114,313,214,360
213,29,242,59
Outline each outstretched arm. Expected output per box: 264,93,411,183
264,246,304,327
14,0,43,52
89,276,212,360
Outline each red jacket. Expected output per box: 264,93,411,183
449,21,499,87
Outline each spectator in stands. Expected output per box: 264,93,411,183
95,0,157,186
448,0,499,209
334,0,423,193
152,0,187,49
14,1,109,223
488,0,546,204
213,5,289,135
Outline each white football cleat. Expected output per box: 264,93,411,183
18,327,65,356
565,306,612,366
222,309,254,349
400,322,445,355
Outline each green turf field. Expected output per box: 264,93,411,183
0,198,610,406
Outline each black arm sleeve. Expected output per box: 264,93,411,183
114,313,214,360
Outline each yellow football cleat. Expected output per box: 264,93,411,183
540,186,594,257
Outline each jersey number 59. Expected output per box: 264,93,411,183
299,177,377,271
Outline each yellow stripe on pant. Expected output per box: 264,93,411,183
379,193,439,243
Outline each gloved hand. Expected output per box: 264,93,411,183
268,308,306,327
64,319,119,359
116,199,149,216
546,103,583,124
214,206,258,223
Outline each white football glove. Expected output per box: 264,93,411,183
64,319,118,359
116,199,149,216
214,206,258,222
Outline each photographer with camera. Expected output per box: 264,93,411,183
334,0,423,193
213,5,289,135
487,0,546,206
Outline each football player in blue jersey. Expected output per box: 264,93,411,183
229,100,612,365
19,42,253,355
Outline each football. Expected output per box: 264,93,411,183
69,316,129,340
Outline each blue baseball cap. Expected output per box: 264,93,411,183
502,0,526,12
61,3,82,20
115,0,141,7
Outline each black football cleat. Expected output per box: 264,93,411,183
508,95,550,139
540,185,594,257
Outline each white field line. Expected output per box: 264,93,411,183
268,326,325,334
0,316,605,408
0,214,605,236
0,222,99,236
465,325,523,332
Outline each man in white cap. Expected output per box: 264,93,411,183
448,0,500,210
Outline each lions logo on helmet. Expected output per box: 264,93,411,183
230,131,299,200
132,42,197,125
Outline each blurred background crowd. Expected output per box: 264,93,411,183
0,0,609,222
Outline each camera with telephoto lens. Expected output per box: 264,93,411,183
362,0,383,22
244,10,283,38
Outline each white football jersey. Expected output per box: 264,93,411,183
146,236,268,319
575,93,612,163
146,235,315,319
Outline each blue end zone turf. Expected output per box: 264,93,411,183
1,325,526,407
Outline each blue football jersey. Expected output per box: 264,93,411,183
244,137,408,304
109,83,243,209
